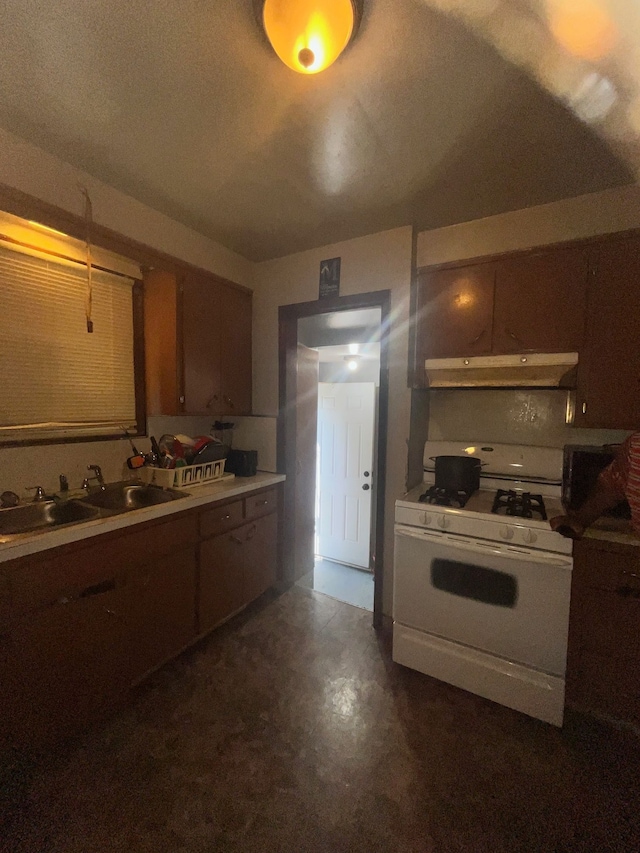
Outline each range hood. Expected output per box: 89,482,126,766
424,353,579,389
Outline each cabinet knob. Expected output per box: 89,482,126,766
179,395,185,404
582,401,587,415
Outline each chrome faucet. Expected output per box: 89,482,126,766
84,464,106,491
26,486,48,502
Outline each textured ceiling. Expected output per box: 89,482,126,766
0,0,632,261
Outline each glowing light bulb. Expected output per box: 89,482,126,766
262,0,358,75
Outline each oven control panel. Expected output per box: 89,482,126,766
395,504,572,556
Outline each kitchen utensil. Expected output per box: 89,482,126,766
429,455,482,494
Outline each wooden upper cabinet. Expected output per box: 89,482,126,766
415,264,495,361
492,246,588,354
144,268,252,416
573,233,640,430
219,284,252,415
182,273,223,414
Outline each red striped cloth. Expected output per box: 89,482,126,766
599,433,640,535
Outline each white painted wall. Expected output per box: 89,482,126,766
417,184,640,268
0,128,253,287
252,226,413,616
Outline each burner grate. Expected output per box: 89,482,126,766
419,486,474,508
491,489,547,520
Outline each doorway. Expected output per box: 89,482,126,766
278,292,390,628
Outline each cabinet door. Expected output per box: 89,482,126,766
573,234,640,429
492,246,588,353
143,269,180,415
181,273,223,414
199,527,246,633
219,284,252,415
415,264,495,362
566,540,640,724
127,547,197,684
243,512,277,603
1,583,129,753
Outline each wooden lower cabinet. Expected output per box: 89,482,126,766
0,486,279,756
1,578,130,753
199,528,247,633
199,500,278,633
127,546,197,684
566,537,640,726
244,513,277,603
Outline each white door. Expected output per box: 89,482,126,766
317,382,375,569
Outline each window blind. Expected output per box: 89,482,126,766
0,244,137,441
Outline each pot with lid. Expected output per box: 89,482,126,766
430,455,483,494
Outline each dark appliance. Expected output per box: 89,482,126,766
225,448,258,478
562,444,631,519
429,455,482,495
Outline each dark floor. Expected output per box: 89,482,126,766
2,586,640,853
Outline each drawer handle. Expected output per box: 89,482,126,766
622,570,640,579
468,329,485,346
221,514,231,521
246,523,258,541
230,533,243,545
257,500,269,506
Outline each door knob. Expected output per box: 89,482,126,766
362,484,370,491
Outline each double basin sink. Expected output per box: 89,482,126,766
0,482,188,538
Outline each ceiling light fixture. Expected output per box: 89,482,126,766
345,355,360,371
259,0,362,75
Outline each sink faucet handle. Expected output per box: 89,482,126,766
26,486,47,502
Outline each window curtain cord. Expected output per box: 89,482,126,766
79,184,94,333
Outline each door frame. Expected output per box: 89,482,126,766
278,290,390,629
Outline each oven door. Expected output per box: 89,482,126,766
393,525,572,676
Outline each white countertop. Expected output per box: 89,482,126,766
0,472,285,564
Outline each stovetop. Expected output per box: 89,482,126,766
402,484,564,525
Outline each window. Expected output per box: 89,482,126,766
0,240,140,442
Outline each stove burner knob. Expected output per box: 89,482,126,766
499,525,514,540
522,529,537,544
437,515,450,529
421,512,433,526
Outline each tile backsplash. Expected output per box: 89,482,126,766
428,389,630,449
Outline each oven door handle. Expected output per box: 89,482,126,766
394,525,573,568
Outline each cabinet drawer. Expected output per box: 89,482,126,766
200,499,244,538
5,514,199,620
245,489,277,520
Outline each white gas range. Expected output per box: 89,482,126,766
393,441,573,727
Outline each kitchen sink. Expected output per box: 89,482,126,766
79,482,187,512
0,499,100,536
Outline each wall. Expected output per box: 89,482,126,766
417,185,640,449
252,226,413,616
416,183,640,268
0,130,253,494
0,128,253,287
318,360,380,385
